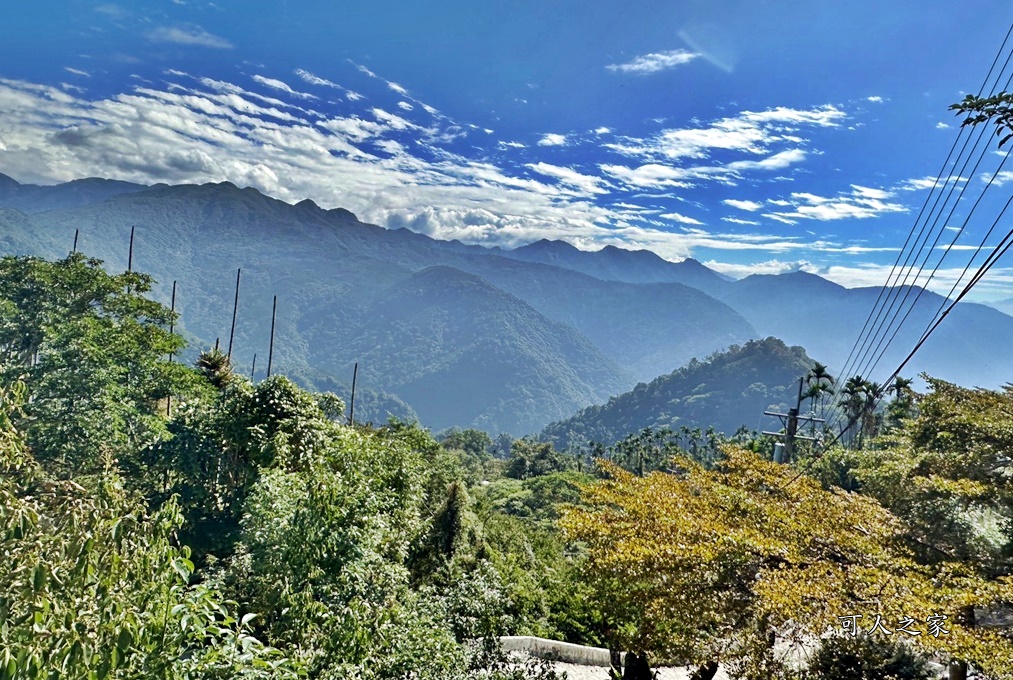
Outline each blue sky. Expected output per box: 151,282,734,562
2,0,1013,297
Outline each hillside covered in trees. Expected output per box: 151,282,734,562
541,337,814,450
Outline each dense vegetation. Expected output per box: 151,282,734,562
540,337,813,450
0,254,587,679
6,252,1013,679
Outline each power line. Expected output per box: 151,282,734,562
831,22,1013,393
818,20,1013,443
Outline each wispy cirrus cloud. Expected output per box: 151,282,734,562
293,68,365,102
64,67,90,78
526,162,610,196
606,49,699,75
602,148,807,189
661,212,704,225
252,75,318,100
606,105,845,162
763,185,907,224
148,25,233,49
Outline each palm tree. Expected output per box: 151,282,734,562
860,381,885,446
196,347,233,389
839,375,867,448
806,362,836,417
885,375,916,428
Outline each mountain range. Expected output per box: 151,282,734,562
1,172,1010,437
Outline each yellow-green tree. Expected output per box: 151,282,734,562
560,447,1013,679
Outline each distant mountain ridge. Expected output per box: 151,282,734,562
2,172,1011,434
501,237,733,290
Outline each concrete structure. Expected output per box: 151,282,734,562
499,636,617,667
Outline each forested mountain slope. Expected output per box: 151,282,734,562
540,337,816,450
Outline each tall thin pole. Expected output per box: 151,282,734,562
267,295,277,377
72,229,79,253
227,268,241,359
127,225,135,271
168,281,177,361
251,353,257,382
348,362,358,426
214,337,220,352
126,225,135,293
167,280,177,417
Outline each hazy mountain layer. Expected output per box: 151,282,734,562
4,173,1011,434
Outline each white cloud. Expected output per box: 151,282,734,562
866,96,884,103
252,75,318,100
722,217,760,226
660,212,703,225
537,133,568,146
988,171,1013,186
0,74,916,272
499,141,526,149
370,107,417,131
606,105,844,162
764,186,907,223
936,121,951,130
397,101,413,111
723,198,763,211
526,162,610,196
602,148,807,189
148,25,233,49
896,175,969,191
64,67,90,78
388,81,408,95
594,126,611,134
293,68,352,97
704,259,817,278
606,49,699,75
815,263,1013,298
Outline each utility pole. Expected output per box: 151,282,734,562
267,295,277,377
227,268,241,360
167,280,177,418
127,225,135,272
72,229,79,254
763,377,824,464
126,225,135,294
348,362,358,426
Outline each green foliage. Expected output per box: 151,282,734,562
506,439,574,480
0,382,299,679
0,253,194,476
806,635,934,680
816,378,1013,576
441,427,494,458
542,337,816,450
952,91,1013,148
